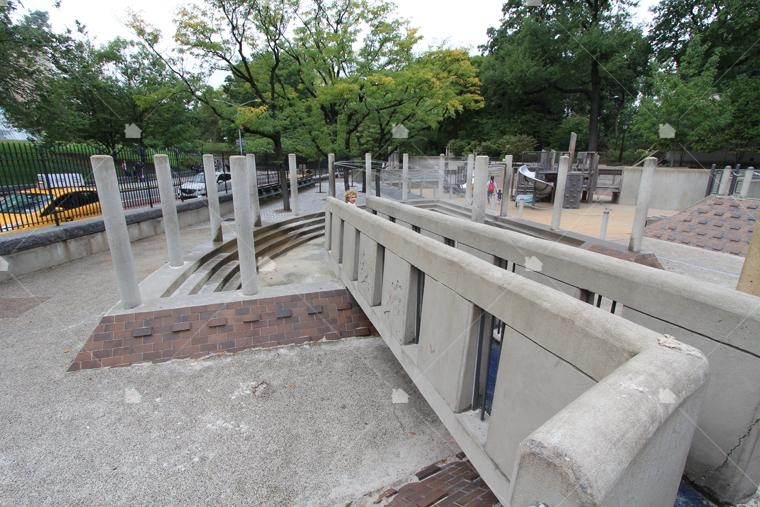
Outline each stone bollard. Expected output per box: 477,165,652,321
154,154,183,268
465,153,474,205
402,153,409,201
203,154,223,244
90,155,141,309
517,200,524,219
600,208,610,240
551,155,571,231
718,165,732,196
438,154,445,200
288,153,299,215
500,155,513,217
629,157,657,252
328,153,336,198
740,167,755,198
246,154,262,226
472,155,489,223
230,156,258,296
365,153,372,195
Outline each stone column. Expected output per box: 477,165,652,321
230,156,258,296
438,154,445,199
328,153,336,198
365,152,372,195
288,153,299,215
718,165,732,196
465,153,474,204
740,167,755,198
247,154,262,226
402,153,409,201
551,155,570,231
500,155,513,217
90,155,141,309
203,154,223,244
737,210,760,296
154,155,183,267
629,157,657,252
472,155,488,223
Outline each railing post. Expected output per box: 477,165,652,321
629,157,657,252
247,154,262,226
288,153,299,215
600,208,610,240
90,155,142,309
230,156,258,296
551,155,570,231
154,154,183,268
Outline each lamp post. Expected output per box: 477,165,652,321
212,98,256,155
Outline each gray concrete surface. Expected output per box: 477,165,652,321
0,190,457,505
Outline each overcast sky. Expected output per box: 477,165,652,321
19,0,659,82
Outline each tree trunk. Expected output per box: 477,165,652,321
588,59,601,152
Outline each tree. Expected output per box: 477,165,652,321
483,0,649,152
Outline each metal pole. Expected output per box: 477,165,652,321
90,155,141,309
230,156,258,296
154,155,183,268
629,157,657,252
238,128,243,156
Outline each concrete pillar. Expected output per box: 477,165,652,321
517,200,524,218
500,155,513,217
402,153,409,201
328,153,336,198
465,154,474,204
90,155,141,309
600,208,610,240
472,155,488,223
629,157,657,252
551,155,571,231
737,210,760,296
438,154,445,199
230,156,258,296
153,155,183,268
203,154,223,244
718,165,732,196
246,154,262,226
365,153,372,195
288,153,299,215
740,167,755,198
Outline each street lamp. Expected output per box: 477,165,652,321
211,98,258,155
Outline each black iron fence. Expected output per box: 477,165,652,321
0,142,310,234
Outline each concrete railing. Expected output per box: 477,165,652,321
364,196,760,504
325,197,708,505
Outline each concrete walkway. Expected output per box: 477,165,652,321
0,188,457,505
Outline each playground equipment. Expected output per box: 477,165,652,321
515,164,554,206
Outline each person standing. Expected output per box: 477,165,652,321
487,176,496,204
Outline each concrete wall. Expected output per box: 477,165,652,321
619,167,710,210
364,196,760,504
326,197,708,506
0,196,234,282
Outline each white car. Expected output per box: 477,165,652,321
177,172,232,200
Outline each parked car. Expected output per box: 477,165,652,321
0,186,101,233
177,172,232,200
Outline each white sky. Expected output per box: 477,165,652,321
19,0,659,83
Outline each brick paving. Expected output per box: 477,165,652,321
376,457,499,507
69,288,374,371
645,196,758,256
